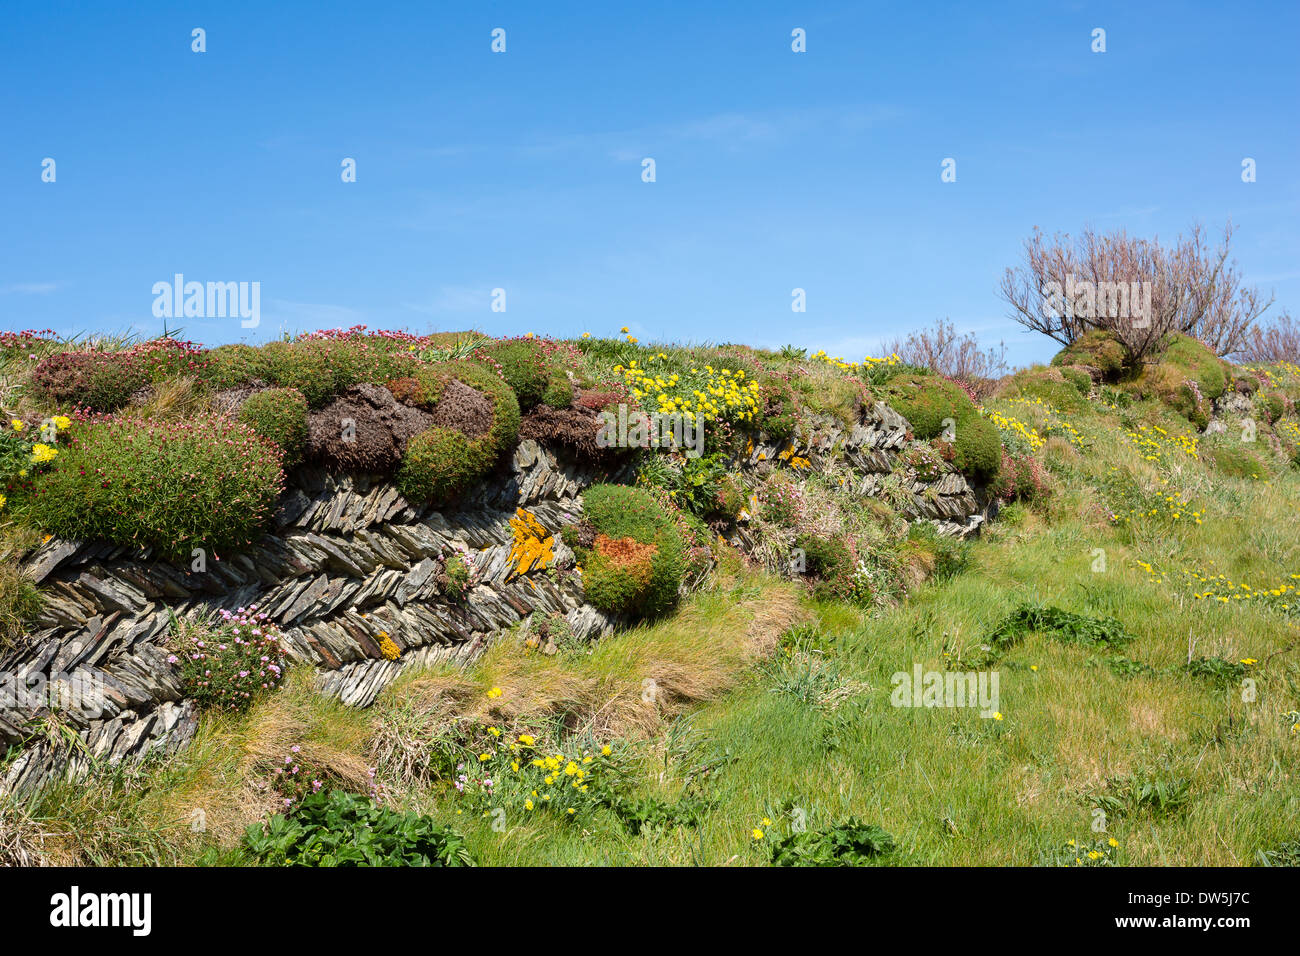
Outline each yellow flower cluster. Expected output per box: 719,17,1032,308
1066,836,1120,866
615,355,761,424
519,736,611,811
1110,497,1204,526
507,508,554,576
810,350,901,373
7,417,67,434
1106,470,1204,526
1136,560,1299,611
998,396,1085,449
983,408,1045,451
1123,422,1199,464
30,443,58,464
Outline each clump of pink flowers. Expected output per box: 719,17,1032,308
757,476,806,526
268,744,325,809
172,604,288,713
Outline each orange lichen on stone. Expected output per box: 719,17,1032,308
508,507,555,576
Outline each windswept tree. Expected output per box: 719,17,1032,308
1236,311,1300,364
882,317,1008,383
999,222,1274,362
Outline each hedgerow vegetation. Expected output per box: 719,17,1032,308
3,313,1300,867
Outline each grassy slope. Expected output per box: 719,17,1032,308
3,334,1299,866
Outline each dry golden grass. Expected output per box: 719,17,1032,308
131,375,212,420
370,574,805,769
0,797,54,866
56,668,381,854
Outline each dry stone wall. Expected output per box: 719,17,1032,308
1,399,989,795
746,401,989,535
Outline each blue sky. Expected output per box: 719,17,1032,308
2,0,1297,367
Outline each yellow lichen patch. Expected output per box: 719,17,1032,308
508,508,555,577
377,631,401,661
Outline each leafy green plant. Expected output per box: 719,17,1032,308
984,603,1133,657
1086,654,1157,678
656,452,732,518
599,792,709,836
1256,837,1300,867
1090,771,1191,819
769,818,896,866
1182,656,1248,686
234,790,475,867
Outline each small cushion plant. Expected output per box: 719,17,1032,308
575,483,688,618
395,360,521,504
480,338,557,411
237,387,309,466
29,338,210,412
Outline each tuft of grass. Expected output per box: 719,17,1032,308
0,562,42,653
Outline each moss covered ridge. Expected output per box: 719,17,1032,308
0,329,998,567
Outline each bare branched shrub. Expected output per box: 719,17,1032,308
882,318,1008,383
1000,222,1274,361
1235,311,1300,364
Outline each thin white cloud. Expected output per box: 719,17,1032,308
1,281,60,295
401,285,495,316
263,299,366,330
510,104,905,162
